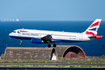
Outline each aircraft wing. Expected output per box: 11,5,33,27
31,34,53,44
41,35,53,43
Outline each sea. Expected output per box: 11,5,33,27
0,21,105,56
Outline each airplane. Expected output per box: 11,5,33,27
9,19,102,47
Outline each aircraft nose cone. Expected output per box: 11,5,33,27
9,33,12,36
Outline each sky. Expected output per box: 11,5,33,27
0,0,105,21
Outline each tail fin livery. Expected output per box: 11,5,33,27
83,19,101,36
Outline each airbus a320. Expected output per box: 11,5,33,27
9,19,102,47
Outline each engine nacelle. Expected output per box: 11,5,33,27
31,38,43,44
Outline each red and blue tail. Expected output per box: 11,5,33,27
84,19,101,36
83,19,102,39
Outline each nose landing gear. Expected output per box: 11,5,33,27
47,42,56,48
20,40,22,45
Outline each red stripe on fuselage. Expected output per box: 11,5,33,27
19,30,28,32
89,21,100,28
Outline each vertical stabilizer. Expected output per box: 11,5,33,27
83,19,101,36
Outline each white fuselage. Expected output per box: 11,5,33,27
9,29,91,43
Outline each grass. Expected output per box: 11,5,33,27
0,65,104,68
101,55,105,58
0,60,54,63
67,61,105,64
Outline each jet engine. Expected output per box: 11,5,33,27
31,38,43,43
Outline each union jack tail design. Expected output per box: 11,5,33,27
83,19,101,36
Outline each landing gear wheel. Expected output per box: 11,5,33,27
53,44,56,47
48,44,51,48
53,42,56,47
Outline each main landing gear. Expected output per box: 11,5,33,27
53,42,56,47
48,44,51,47
20,40,22,45
48,42,56,48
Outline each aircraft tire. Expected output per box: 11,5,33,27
48,44,51,48
53,44,56,47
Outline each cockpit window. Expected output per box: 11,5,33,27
13,31,16,33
